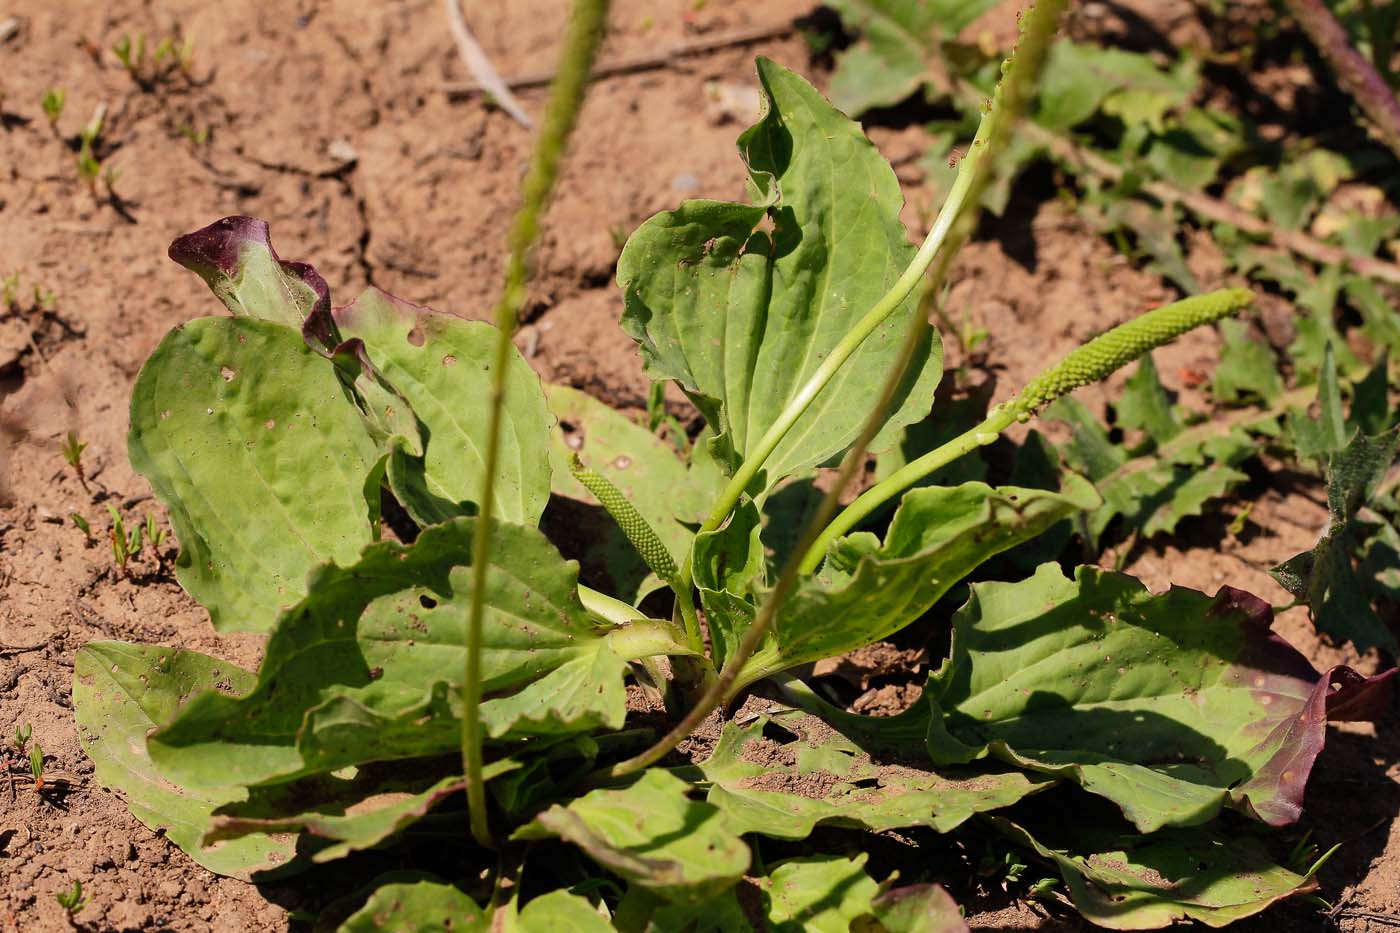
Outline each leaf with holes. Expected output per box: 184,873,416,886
699,708,1050,840
73,642,299,880
146,519,672,788
335,287,552,527
129,317,383,632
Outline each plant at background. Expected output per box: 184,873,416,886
826,1,1400,657
69,1,1395,929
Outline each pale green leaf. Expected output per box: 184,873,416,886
334,287,552,526
338,880,485,932
73,642,298,880
618,58,942,492
699,708,1050,840
993,815,1319,929
826,0,1000,116
147,519,623,787
129,317,382,632
514,769,750,905
733,477,1099,691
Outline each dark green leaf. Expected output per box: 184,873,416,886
338,880,484,932
927,564,1357,831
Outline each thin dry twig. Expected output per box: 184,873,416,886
1283,0,1400,163
442,19,796,96
444,0,534,128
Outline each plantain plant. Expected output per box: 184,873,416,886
71,1,1394,928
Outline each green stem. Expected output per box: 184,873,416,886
696,125,990,538
461,0,608,851
800,288,1257,571
607,0,1074,780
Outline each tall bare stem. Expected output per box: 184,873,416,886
462,0,609,848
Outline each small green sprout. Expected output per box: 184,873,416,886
178,123,209,146
55,880,88,919
29,743,44,791
34,285,57,311
12,723,31,755
107,505,142,572
143,514,167,567
1,271,19,309
41,88,65,124
61,431,88,488
112,33,145,74
76,146,101,189
71,513,93,543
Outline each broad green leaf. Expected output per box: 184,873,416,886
514,769,750,905
73,642,297,880
618,58,942,491
699,708,1049,840
760,856,881,932
334,287,552,526
511,890,612,931
648,855,883,933
825,0,1000,116
992,814,1319,929
148,519,632,787
732,477,1100,691
926,564,1351,831
338,880,485,933
1212,317,1283,404
1038,42,1196,131
168,215,328,328
129,317,381,632
203,769,505,864
543,383,702,601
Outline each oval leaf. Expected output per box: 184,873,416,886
927,563,1374,831
618,58,942,490
129,316,382,632
335,287,552,526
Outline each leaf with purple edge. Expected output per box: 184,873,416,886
169,216,331,331
925,563,1386,831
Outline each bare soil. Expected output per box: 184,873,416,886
0,0,1395,930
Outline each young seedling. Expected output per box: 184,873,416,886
33,285,56,311
60,431,88,489
29,743,44,793
142,514,166,569
107,505,141,573
54,880,87,922
40,88,65,125
112,33,145,75
70,513,93,545
0,271,18,310
12,723,30,756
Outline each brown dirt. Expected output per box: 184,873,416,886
0,1,1395,931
